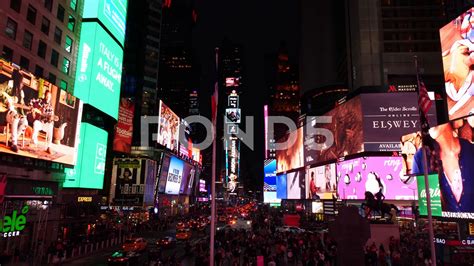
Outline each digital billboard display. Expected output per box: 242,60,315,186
304,97,363,165
225,108,241,124
83,0,128,45
305,164,337,200
157,153,171,193
199,179,207,192
164,156,184,195
336,156,418,200
180,161,196,195
113,98,134,153
157,101,180,152
417,174,442,217
440,8,474,121
276,173,287,199
143,159,157,205
264,159,280,204
408,114,474,219
110,158,144,205
64,123,107,189
74,22,123,119
287,170,305,200
361,92,437,152
0,59,83,165
276,127,304,173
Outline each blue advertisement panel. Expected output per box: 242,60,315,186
164,156,184,195
264,159,280,203
276,173,287,200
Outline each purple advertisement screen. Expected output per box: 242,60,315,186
336,156,417,200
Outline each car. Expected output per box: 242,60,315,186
122,238,148,252
107,251,144,265
276,226,305,234
156,236,176,249
176,228,192,240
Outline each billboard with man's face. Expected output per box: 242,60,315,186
440,8,474,121
0,59,83,165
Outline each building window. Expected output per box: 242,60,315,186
5,18,17,40
70,0,77,11
57,4,65,22
43,0,53,11
50,49,59,67
60,80,67,91
41,17,50,35
37,41,47,59
19,56,29,70
27,5,37,25
67,15,76,31
48,73,56,84
22,30,33,50
65,36,73,53
10,0,21,12
61,58,70,74
35,65,44,77
2,46,13,62
54,27,62,44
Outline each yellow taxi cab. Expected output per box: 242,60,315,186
122,237,148,252
176,228,192,240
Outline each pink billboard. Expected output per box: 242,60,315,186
336,156,417,200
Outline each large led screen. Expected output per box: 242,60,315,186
157,154,171,193
180,162,196,195
157,101,180,152
287,170,305,199
276,127,304,173
361,92,436,152
304,97,363,166
83,0,128,45
336,156,417,200
408,114,474,219
164,156,184,195
0,59,83,165
305,164,337,200
417,174,442,217
276,173,287,199
64,123,107,188
74,22,123,119
264,159,280,204
440,8,474,121
110,158,145,205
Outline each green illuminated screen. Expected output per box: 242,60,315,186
74,22,123,119
63,123,108,189
83,0,128,45
416,174,442,217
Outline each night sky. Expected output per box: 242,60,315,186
192,0,299,190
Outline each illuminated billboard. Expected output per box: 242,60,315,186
113,98,134,153
305,164,337,200
336,156,417,200
83,0,128,45
225,108,241,124
157,101,180,152
180,161,196,195
226,137,240,193
157,154,171,193
287,170,305,200
417,174,442,217
64,123,108,189
264,159,280,204
276,127,304,173
110,158,143,205
276,173,287,199
0,59,83,165
407,114,474,219
164,156,184,195
74,22,123,119
440,8,474,121
225,77,240,87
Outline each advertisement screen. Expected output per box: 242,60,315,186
264,159,280,203
361,92,437,151
180,162,195,195
113,98,134,153
157,154,171,193
83,0,128,45
157,101,180,152
305,164,337,200
110,158,145,205
63,123,107,189
0,59,83,165
164,156,184,195
143,159,157,206
225,77,240,87
312,202,324,214
199,179,207,192
276,127,304,173
417,174,442,217
287,170,305,200
74,22,123,119
440,8,474,121
305,97,363,165
225,108,241,124
408,114,474,219
276,173,287,199
336,156,418,200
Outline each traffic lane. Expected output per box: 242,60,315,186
63,249,111,266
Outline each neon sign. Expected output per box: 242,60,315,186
1,206,29,238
